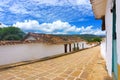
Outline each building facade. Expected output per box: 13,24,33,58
90,0,120,79
0,33,93,67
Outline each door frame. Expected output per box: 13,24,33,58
112,0,118,79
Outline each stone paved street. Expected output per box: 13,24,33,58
0,46,111,80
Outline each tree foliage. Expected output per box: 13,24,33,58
92,37,102,42
55,34,103,43
0,26,25,40
78,34,102,43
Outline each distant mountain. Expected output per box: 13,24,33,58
54,34,104,42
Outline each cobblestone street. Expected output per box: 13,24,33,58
0,46,111,80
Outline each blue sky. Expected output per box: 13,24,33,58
0,0,105,35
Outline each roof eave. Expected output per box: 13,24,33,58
90,0,107,30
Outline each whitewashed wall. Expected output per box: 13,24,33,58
81,42,89,48
25,36,36,40
100,40,106,60
0,42,93,66
67,44,70,52
71,43,74,51
79,42,92,49
105,0,113,76
78,42,82,49
0,43,64,66
75,43,77,48
72,42,88,50
78,42,84,49
78,43,80,48
116,0,120,66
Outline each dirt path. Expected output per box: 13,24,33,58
0,46,112,80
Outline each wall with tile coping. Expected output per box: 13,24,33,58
0,42,92,66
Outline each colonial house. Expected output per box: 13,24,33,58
0,32,91,67
23,32,87,52
90,0,120,79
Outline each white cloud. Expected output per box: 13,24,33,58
9,3,28,14
0,7,4,11
0,0,93,24
32,0,91,6
32,0,58,5
80,26,105,35
13,20,105,35
13,20,79,33
76,0,90,6
0,0,11,7
0,23,7,27
3,0,91,15
13,20,39,30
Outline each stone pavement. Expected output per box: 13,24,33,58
0,46,112,80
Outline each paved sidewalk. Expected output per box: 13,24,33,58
0,46,111,80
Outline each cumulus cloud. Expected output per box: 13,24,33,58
13,20,39,30
0,0,93,25
80,26,105,35
0,23,7,27
13,20,105,35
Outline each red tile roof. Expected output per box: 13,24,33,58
0,32,84,45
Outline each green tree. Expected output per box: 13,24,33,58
0,27,2,40
0,26,25,40
3,35,21,40
93,37,102,44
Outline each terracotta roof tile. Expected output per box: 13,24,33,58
0,32,84,45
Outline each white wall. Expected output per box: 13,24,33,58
78,42,91,49
105,0,113,76
0,43,64,65
116,0,120,65
71,43,74,51
100,40,106,60
78,42,81,49
67,44,70,52
0,42,93,66
25,36,36,40
78,42,83,49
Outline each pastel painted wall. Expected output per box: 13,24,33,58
105,0,113,76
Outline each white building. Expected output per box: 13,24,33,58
0,33,92,67
90,0,120,79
